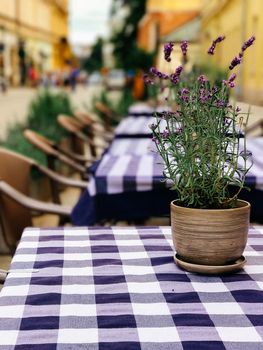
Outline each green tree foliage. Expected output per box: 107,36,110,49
82,38,103,73
110,0,154,70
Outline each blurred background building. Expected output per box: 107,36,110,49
137,0,201,72
201,0,262,104
0,0,261,103
0,0,72,86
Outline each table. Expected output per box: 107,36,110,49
72,137,263,225
1,226,263,349
118,103,172,139
128,102,170,116
115,116,167,139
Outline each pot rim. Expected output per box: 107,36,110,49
171,199,250,212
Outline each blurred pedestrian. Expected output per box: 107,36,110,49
70,66,79,92
28,63,38,88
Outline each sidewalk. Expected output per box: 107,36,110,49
0,85,104,140
0,88,36,140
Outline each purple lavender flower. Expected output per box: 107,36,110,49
229,56,242,70
199,88,208,103
164,42,174,62
222,73,236,88
180,40,188,56
177,127,183,134
180,88,189,95
207,35,225,55
216,100,226,108
150,67,158,75
214,35,225,44
236,106,241,112
149,123,157,130
208,43,216,55
175,66,183,75
170,65,183,85
152,137,160,144
228,35,255,70
162,73,169,79
242,35,256,52
161,130,170,138
229,73,236,82
198,74,208,84
170,76,179,85
200,95,207,104
179,88,189,102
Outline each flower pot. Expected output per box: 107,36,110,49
171,200,250,268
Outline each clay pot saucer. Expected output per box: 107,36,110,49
174,254,246,275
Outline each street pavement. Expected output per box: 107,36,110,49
0,85,103,140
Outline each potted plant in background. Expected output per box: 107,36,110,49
146,35,255,274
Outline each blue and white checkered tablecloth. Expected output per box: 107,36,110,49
1,226,263,349
115,116,168,138
108,138,154,156
89,137,263,195
128,102,170,116
71,137,263,225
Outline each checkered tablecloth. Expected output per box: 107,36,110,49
115,116,168,138
1,226,263,349
128,102,170,116
89,137,263,196
71,137,263,225
108,138,154,156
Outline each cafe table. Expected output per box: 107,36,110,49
114,115,168,139
71,137,263,225
128,102,170,116
115,103,172,139
1,225,263,349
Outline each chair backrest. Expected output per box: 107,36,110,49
74,111,93,126
24,129,86,176
23,129,57,156
0,148,34,249
57,115,86,156
94,102,113,130
58,114,83,133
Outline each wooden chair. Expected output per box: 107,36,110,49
57,115,106,159
0,148,88,253
23,129,89,180
74,111,113,142
94,102,118,131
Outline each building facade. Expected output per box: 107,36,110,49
201,0,263,103
138,0,201,72
138,0,201,53
0,0,71,85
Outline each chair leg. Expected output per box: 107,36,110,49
47,156,61,204
58,215,69,226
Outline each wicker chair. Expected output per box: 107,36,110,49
57,115,106,158
0,147,87,253
23,129,89,180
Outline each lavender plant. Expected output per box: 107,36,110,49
147,36,255,209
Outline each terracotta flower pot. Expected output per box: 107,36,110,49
171,199,250,267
